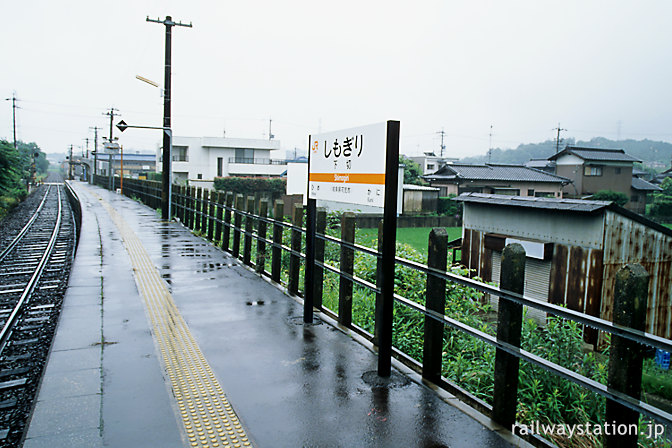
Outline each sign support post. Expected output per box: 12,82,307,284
304,134,316,324
378,120,400,377
116,120,173,219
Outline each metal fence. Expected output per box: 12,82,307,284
100,176,672,447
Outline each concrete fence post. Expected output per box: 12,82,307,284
605,264,649,448
423,228,448,383
215,192,224,244
271,200,284,283
256,199,269,274
313,208,327,309
288,203,303,296
373,220,384,346
194,188,203,232
223,192,233,251
232,194,244,259
243,196,255,266
339,213,356,327
201,189,209,235
207,190,216,241
492,243,526,429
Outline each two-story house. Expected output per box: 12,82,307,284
158,137,286,186
548,146,638,197
547,146,644,211
409,152,458,176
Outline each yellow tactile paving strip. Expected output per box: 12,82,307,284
96,193,253,448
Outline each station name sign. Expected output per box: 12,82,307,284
308,122,387,207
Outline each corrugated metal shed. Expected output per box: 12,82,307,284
458,193,672,342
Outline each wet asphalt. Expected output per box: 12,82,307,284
24,181,524,448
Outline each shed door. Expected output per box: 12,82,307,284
491,251,551,325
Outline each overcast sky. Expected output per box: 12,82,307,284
2,0,672,159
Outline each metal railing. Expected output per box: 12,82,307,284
104,178,672,447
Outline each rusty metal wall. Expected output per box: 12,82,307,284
602,211,672,338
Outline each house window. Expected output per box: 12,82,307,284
217,157,223,177
527,189,534,196
172,146,188,162
535,192,555,198
427,164,435,170
197,173,202,180
493,188,520,196
584,166,603,176
615,167,622,174
235,148,254,163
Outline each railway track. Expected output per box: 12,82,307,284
0,182,76,447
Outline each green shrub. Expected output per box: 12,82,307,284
214,176,286,200
437,195,462,217
591,190,629,207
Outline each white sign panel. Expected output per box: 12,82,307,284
308,122,387,207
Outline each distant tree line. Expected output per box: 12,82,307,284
461,137,672,169
0,140,49,219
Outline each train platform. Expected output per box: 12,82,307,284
23,181,526,448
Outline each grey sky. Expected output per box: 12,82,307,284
2,0,671,158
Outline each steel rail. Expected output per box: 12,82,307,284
0,185,52,263
0,187,63,354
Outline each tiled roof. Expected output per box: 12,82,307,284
632,177,662,191
425,163,569,183
454,192,610,212
549,146,640,163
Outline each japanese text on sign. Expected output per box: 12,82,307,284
308,123,387,208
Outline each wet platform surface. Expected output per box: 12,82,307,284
24,181,526,448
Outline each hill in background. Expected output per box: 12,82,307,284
461,137,672,170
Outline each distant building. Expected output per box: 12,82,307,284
95,153,156,179
409,152,458,176
423,163,569,198
524,158,555,173
548,146,640,206
630,176,662,215
159,137,286,185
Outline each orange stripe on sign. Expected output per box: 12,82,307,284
309,173,386,184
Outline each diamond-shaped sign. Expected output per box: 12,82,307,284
116,120,128,133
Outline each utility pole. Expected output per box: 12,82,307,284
437,128,446,157
553,123,567,153
4,92,18,149
84,138,90,157
68,145,73,180
147,15,192,220
104,108,120,142
269,118,274,140
488,125,493,164
90,126,102,182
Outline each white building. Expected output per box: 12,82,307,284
409,152,458,175
157,137,286,186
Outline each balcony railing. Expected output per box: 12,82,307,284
228,158,287,165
